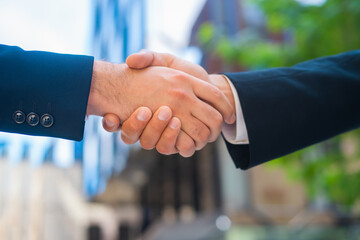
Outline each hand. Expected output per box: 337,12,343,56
102,51,236,156
103,105,197,157
119,106,184,155
88,60,234,153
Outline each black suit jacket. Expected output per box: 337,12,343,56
0,44,94,140
224,50,360,170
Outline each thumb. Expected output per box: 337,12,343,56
126,50,155,69
102,113,121,132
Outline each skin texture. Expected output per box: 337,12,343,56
102,51,236,157
87,59,234,156
120,106,182,155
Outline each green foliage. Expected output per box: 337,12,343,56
268,129,360,207
198,0,360,207
199,0,360,68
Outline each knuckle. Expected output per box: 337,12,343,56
121,134,133,144
161,131,177,144
192,126,210,143
171,89,189,101
208,130,221,143
188,122,200,136
152,120,168,132
140,138,155,150
155,131,177,154
210,86,223,99
195,141,206,150
198,130,210,143
178,140,195,155
213,111,223,126
210,127,221,141
172,71,186,80
208,114,223,143
124,121,138,134
156,144,172,155
164,53,175,62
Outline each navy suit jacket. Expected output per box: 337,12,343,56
224,50,360,170
0,44,94,140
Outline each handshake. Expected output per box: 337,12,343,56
87,50,236,157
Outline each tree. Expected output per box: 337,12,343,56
198,0,360,207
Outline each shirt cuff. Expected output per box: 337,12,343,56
221,75,249,144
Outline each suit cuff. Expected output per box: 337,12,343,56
0,45,94,141
221,75,249,144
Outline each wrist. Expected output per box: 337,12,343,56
209,74,236,114
87,61,128,117
87,60,107,116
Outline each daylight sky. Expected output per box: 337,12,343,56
0,0,323,55
0,0,206,56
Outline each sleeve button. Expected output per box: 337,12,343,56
40,114,54,128
27,112,40,126
13,110,25,124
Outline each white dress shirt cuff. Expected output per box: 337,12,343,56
221,75,249,144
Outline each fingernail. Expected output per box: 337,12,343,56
137,108,150,121
105,119,115,128
158,108,171,121
169,118,180,129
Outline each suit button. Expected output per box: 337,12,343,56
40,114,54,128
27,112,39,126
13,110,25,124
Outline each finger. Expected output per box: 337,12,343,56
156,117,181,155
121,107,152,144
176,131,196,158
192,79,234,124
127,50,208,80
139,106,173,150
126,50,174,69
126,50,157,69
180,115,209,150
191,100,223,143
102,113,121,132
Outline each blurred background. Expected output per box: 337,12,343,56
0,0,360,239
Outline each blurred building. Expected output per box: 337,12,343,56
1,0,360,240
83,0,146,199
0,0,146,239
182,1,360,239
186,0,308,224
189,0,245,74
88,1,310,238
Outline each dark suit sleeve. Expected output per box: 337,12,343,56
224,50,360,170
0,44,94,141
